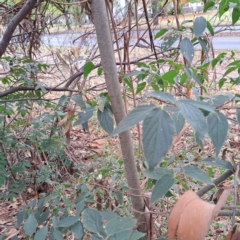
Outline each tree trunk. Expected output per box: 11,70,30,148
162,4,168,18
152,0,159,25
63,10,71,30
0,0,37,57
91,0,146,234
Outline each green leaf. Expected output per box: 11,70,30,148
111,105,157,136
71,221,84,239
108,230,145,240
34,226,48,240
52,216,59,229
154,29,168,39
143,108,174,169
184,67,194,80
23,215,38,236
38,210,50,225
228,60,240,66
83,61,95,78
207,112,228,156
206,21,214,35
178,102,207,140
147,91,177,104
37,198,45,213
76,201,85,216
97,67,103,76
114,191,123,205
53,229,64,240
82,209,103,233
172,112,185,135
204,1,215,12
101,211,118,222
183,166,213,185
124,78,133,90
58,216,78,228
72,96,85,108
97,108,114,134
193,17,207,37
161,70,179,84
126,70,145,77
180,38,194,66
161,33,180,51
195,131,203,149
143,168,173,180
179,99,215,113
136,82,146,94
73,107,95,126
150,174,174,205
237,109,240,125
27,198,37,208
106,217,136,235
92,231,108,240
218,78,227,89
16,211,27,228
212,95,229,106
219,0,229,17
202,157,233,170
198,37,209,58
180,72,187,84
223,66,237,77
232,6,240,25
57,95,68,107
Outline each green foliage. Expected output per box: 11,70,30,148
83,61,95,78
161,33,180,52
13,179,145,239
154,29,168,40
111,15,240,209
204,1,215,12
150,173,174,205
97,103,114,134
142,108,174,170
183,165,213,185
180,38,194,66
202,158,233,170
207,112,228,156
193,17,207,37
1,5,240,238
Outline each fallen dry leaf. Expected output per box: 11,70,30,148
168,189,231,240
225,225,240,240
59,104,75,145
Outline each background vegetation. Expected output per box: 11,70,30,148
1,0,240,239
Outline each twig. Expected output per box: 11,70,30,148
49,0,88,5
197,170,233,197
0,86,79,98
173,123,190,145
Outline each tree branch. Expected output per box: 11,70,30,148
197,170,233,197
0,0,37,57
0,86,78,98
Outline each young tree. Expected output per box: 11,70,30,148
91,0,146,234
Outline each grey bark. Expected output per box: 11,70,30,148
152,0,159,25
63,10,72,30
0,0,37,57
91,0,146,233
197,170,233,197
